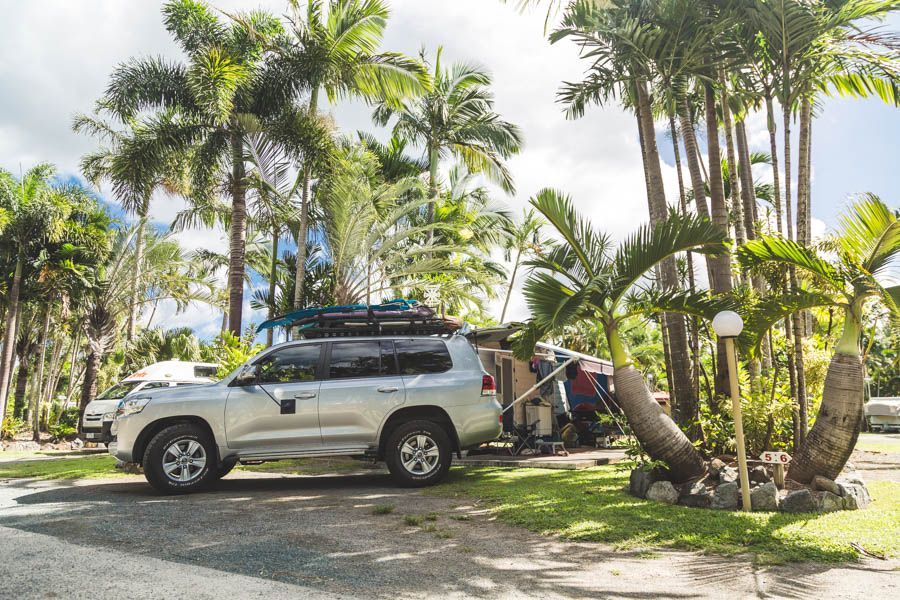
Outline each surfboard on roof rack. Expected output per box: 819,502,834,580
256,299,462,338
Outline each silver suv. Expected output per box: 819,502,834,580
109,335,501,493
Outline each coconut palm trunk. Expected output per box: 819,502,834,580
500,246,521,323
127,204,149,342
79,349,102,425
703,83,734,399
31,306,52,439
789,310,863,483
0,251,25,422
293,89,318,316
266,227,279,348
227,129,248,336
636,81,699,439
12,349,29,419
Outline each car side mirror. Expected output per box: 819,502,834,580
232,365,259,387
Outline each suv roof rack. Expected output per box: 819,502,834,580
256,299,462,339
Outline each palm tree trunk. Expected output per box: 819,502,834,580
31,306,51,440
797,97,813,336
719,74,745,246
789,309,863,482
668,113,701,400
610,330,705,482
266,227,279,348
704,83,734,400
227,128,248,336
127,205,149,342
735,120,758,241
676,96,714,289
12,357,29,419
764,93,784,235
79,349,102,428
635,81,700,440
426,144,439,247
0,251,24,423
500,248,521,323
294,89,319,317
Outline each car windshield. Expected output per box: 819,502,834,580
95,381,143,400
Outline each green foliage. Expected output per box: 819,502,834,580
1,416,27,440
202,331,264,378
432,466,900,563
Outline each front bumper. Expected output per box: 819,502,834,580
80,425,113,444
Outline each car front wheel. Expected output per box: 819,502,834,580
385,420,452,487
142,423,216,494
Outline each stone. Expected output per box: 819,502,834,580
781,489,818,513
679,482,712,508
811,475,841,496
11,441,40,452
629,469,663,499
646,481,679,505
837,474,866,487
817,491,843,513
749,465,770,484
839,483,871,510
750,482,779,511
712,482,740,510
709,458,727,478
719,466,739,485
71,438,84,449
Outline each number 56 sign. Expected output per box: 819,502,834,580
760,451,792,464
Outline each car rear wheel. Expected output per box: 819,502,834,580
385,420,452,487
142,423,216,494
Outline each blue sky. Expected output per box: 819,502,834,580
1,1,897,339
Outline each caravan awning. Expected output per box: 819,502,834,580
536,342,615,376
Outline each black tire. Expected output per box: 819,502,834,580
215,457,238,480
385,420,452,487
142,423,217,494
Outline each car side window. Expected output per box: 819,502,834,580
256,344,322,384
328,341,397,379
395,339,453,375
140,382,170,391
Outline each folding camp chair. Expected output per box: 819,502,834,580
512,421,540,455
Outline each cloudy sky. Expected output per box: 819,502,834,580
1,0,897,338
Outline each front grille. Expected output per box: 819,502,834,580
85,415,102,422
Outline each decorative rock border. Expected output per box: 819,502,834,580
629,459,871,513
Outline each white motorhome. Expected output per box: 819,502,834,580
81,361,218,443
866,397,900,432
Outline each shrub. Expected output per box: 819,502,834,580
1,416,26,440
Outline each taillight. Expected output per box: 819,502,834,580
481,374,496,396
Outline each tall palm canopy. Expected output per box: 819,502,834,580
520,189,731,480
373,46,523,228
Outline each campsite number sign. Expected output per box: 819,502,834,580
759,451,791,464
759,451,791,488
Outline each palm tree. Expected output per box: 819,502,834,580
316,144,460,305
738,195,899,482
501,208,545,322
77,225,212,415
373,46,523,231
520,189,731,481
74,112,187,342
551,0,703,435
98,0,283,336
276,0,426,313
0,165,73,422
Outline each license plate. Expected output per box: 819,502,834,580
84,433,98,439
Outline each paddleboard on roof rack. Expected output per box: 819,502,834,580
256,299,462,338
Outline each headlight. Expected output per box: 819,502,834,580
116,396,152,417
103,412,116,421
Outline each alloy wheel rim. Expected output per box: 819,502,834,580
162,439,207,483
400,434,440,475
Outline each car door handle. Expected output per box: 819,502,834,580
293,392,317,399
377,386,399,393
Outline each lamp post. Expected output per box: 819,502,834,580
712,310,752,512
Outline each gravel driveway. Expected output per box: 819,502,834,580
1,469,897,599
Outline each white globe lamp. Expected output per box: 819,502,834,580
712,310,743,338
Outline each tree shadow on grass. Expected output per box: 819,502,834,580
435,466,896,564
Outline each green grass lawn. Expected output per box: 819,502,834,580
432,465,900,564
0,455,124,480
